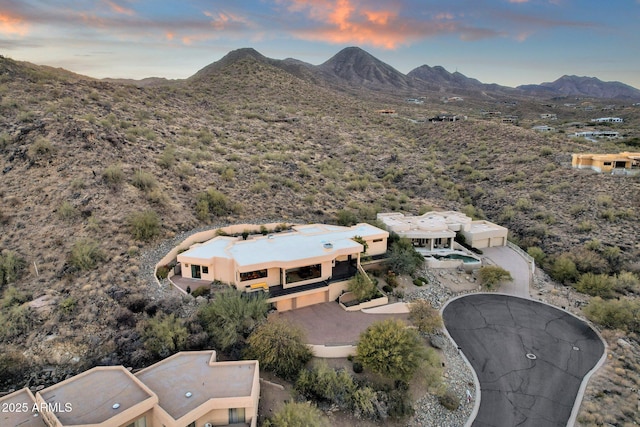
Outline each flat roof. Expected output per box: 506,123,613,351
38,367,154,426
135,352,257,421
468,221,507,233
0,389,47,427
179,223,387,268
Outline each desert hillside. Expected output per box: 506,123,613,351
0,51,639,424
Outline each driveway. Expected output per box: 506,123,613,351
482,246,531,297
278,302,408,345
443,294,605,427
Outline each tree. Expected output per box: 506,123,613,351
198,288,268,354
245,318,312,380
584,297,640,333
347,272,377,301
574,273,615,298
264,401,328,427
356,319,424,381
526,246,546,266
386,237,424,276
478,265,512,290
408,299,443,334
139,313,187,358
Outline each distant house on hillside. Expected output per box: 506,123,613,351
571,130,619,139
406,98,424,104
176,223,388,311
502,115,518,124
572,152,640,175
376,109,397,115
540,113,557,120
533,125,555,132
591,117,623,123
429,114,463,122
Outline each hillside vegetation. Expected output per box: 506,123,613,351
0,51,639,424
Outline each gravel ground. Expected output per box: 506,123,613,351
406,268,477,427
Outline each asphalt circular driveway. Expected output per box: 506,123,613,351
443,294,605,427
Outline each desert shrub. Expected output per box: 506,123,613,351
102,163,124,188
422,347,444,390
613,271,640,294
353,361,363,373
348,272,378,301
549,254,579,284
198,288,268,353
155,265,170,280
0,351,30,385
0,305,33,341
2,286,32,308
438,390,460,411
574,273,615,298
296,362,356,407
576,220,594,232
384,388,414,419
336,209,359,226
409,299,442,334
158,146,176,169
412,278,425,286
264,401,328,427
382,284,393,293
385,270,399,288
139,313,188,358
356,319,424,381
190,286,210,298
70,239,105,270
27,136,54,159
527,246,546,266
57,201,78,221
386,238,424,276
129,209,161,241
351,385,378,419
584,297,640,333
0,250,26,287
59,296,77,315
131,170,157,192
246,318,312,380
195,188,239,221
478,266,512,290
569,248,610,275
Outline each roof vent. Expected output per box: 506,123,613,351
323,242,333,249
185,392,193,398
267,234,274,240
112,403,120,410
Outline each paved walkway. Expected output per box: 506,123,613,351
443,294,605,427
482,247,530,298
278,302,409,345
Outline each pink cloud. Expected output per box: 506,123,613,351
0,11,29,36
103,0,135,16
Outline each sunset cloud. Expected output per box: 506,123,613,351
0,12,29,36
103,0,135,16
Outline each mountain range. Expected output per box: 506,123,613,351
184,46,640,100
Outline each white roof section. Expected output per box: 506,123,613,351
377,211,471,234
178,223,387,269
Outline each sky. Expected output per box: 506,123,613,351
1,0,639,88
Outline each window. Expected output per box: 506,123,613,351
202,266,209,274
229,408,245,424
126,417,147,427
285,264,321,284
186,422,195,427
240,269,268,282
603,162,612,166
373,238,383,243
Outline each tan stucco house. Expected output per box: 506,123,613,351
377,211,508,250
0,351,259,427
572,152,640,175
176,223,389,311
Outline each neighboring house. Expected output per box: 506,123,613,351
540,113,557,120
376,109,396,115
502,115,518,124
571,130,620,139
572,152,640,175
591,117,623,123
377,211,508,251
0,351,260,427
405,98,424,104
429,114,463,122
177,223,388,311
533,125,555,132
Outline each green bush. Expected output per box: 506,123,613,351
0,305,33,341
0,351,30,385
246,318,312,380
59,297,77,315
549,254,579,284
264,401,328,427
356,319,424,381
409,299,443,334
57,201,78,221
195,188,239,221
613,271,640,294
478,265,512,290
139,313,188,358
352,361,363,373
156,265,170,280
574,273,615,298
386,238,424,276
336,209,359,226
129,209,161,241
347,272,378,302
131,170,157,192
527,246,546,266
70,239,105,270
2,286,32,308
584,297,640,333
296,362,356,407
190,286,210,298
27,137,54,159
